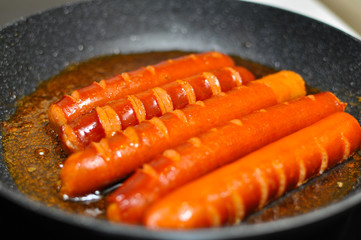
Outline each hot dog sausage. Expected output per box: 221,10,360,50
144,112,361,229
106,92,346,224
60,66,255,152
60,71,306,197
48,51,235,129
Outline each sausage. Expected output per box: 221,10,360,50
60,66,255,152
60,71,306,197
106,92,346,224
48,51,235,129
144,112,361,229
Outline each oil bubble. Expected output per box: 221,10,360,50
34,147,49,157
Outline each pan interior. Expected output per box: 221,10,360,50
0,0,361,238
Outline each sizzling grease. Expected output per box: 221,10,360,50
1,51,360,222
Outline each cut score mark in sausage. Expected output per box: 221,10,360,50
152,87,174,114
127,95,146,123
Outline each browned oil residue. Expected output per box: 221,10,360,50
1,51,360,223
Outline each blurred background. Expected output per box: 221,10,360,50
0,0,360,40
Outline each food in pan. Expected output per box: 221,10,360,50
48,51,234,129
60,69,305,197
106,92,346,224
2,51,360,229
144,112,361,228
59,66,255,152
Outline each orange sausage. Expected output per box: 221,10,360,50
60,66,255,152
106,92,345,224
144,112,361,229
60,71,305,197
48,51,235,129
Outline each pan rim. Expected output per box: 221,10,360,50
1,0,361,238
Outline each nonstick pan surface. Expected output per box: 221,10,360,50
1,0,361,239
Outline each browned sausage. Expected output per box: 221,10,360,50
106,92,345,224
60,71,305,197
48,52,235,130
144,112,361,229
60,66,255,152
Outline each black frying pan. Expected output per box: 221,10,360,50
1,0,361,239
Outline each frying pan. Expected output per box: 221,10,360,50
1,0,361,239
